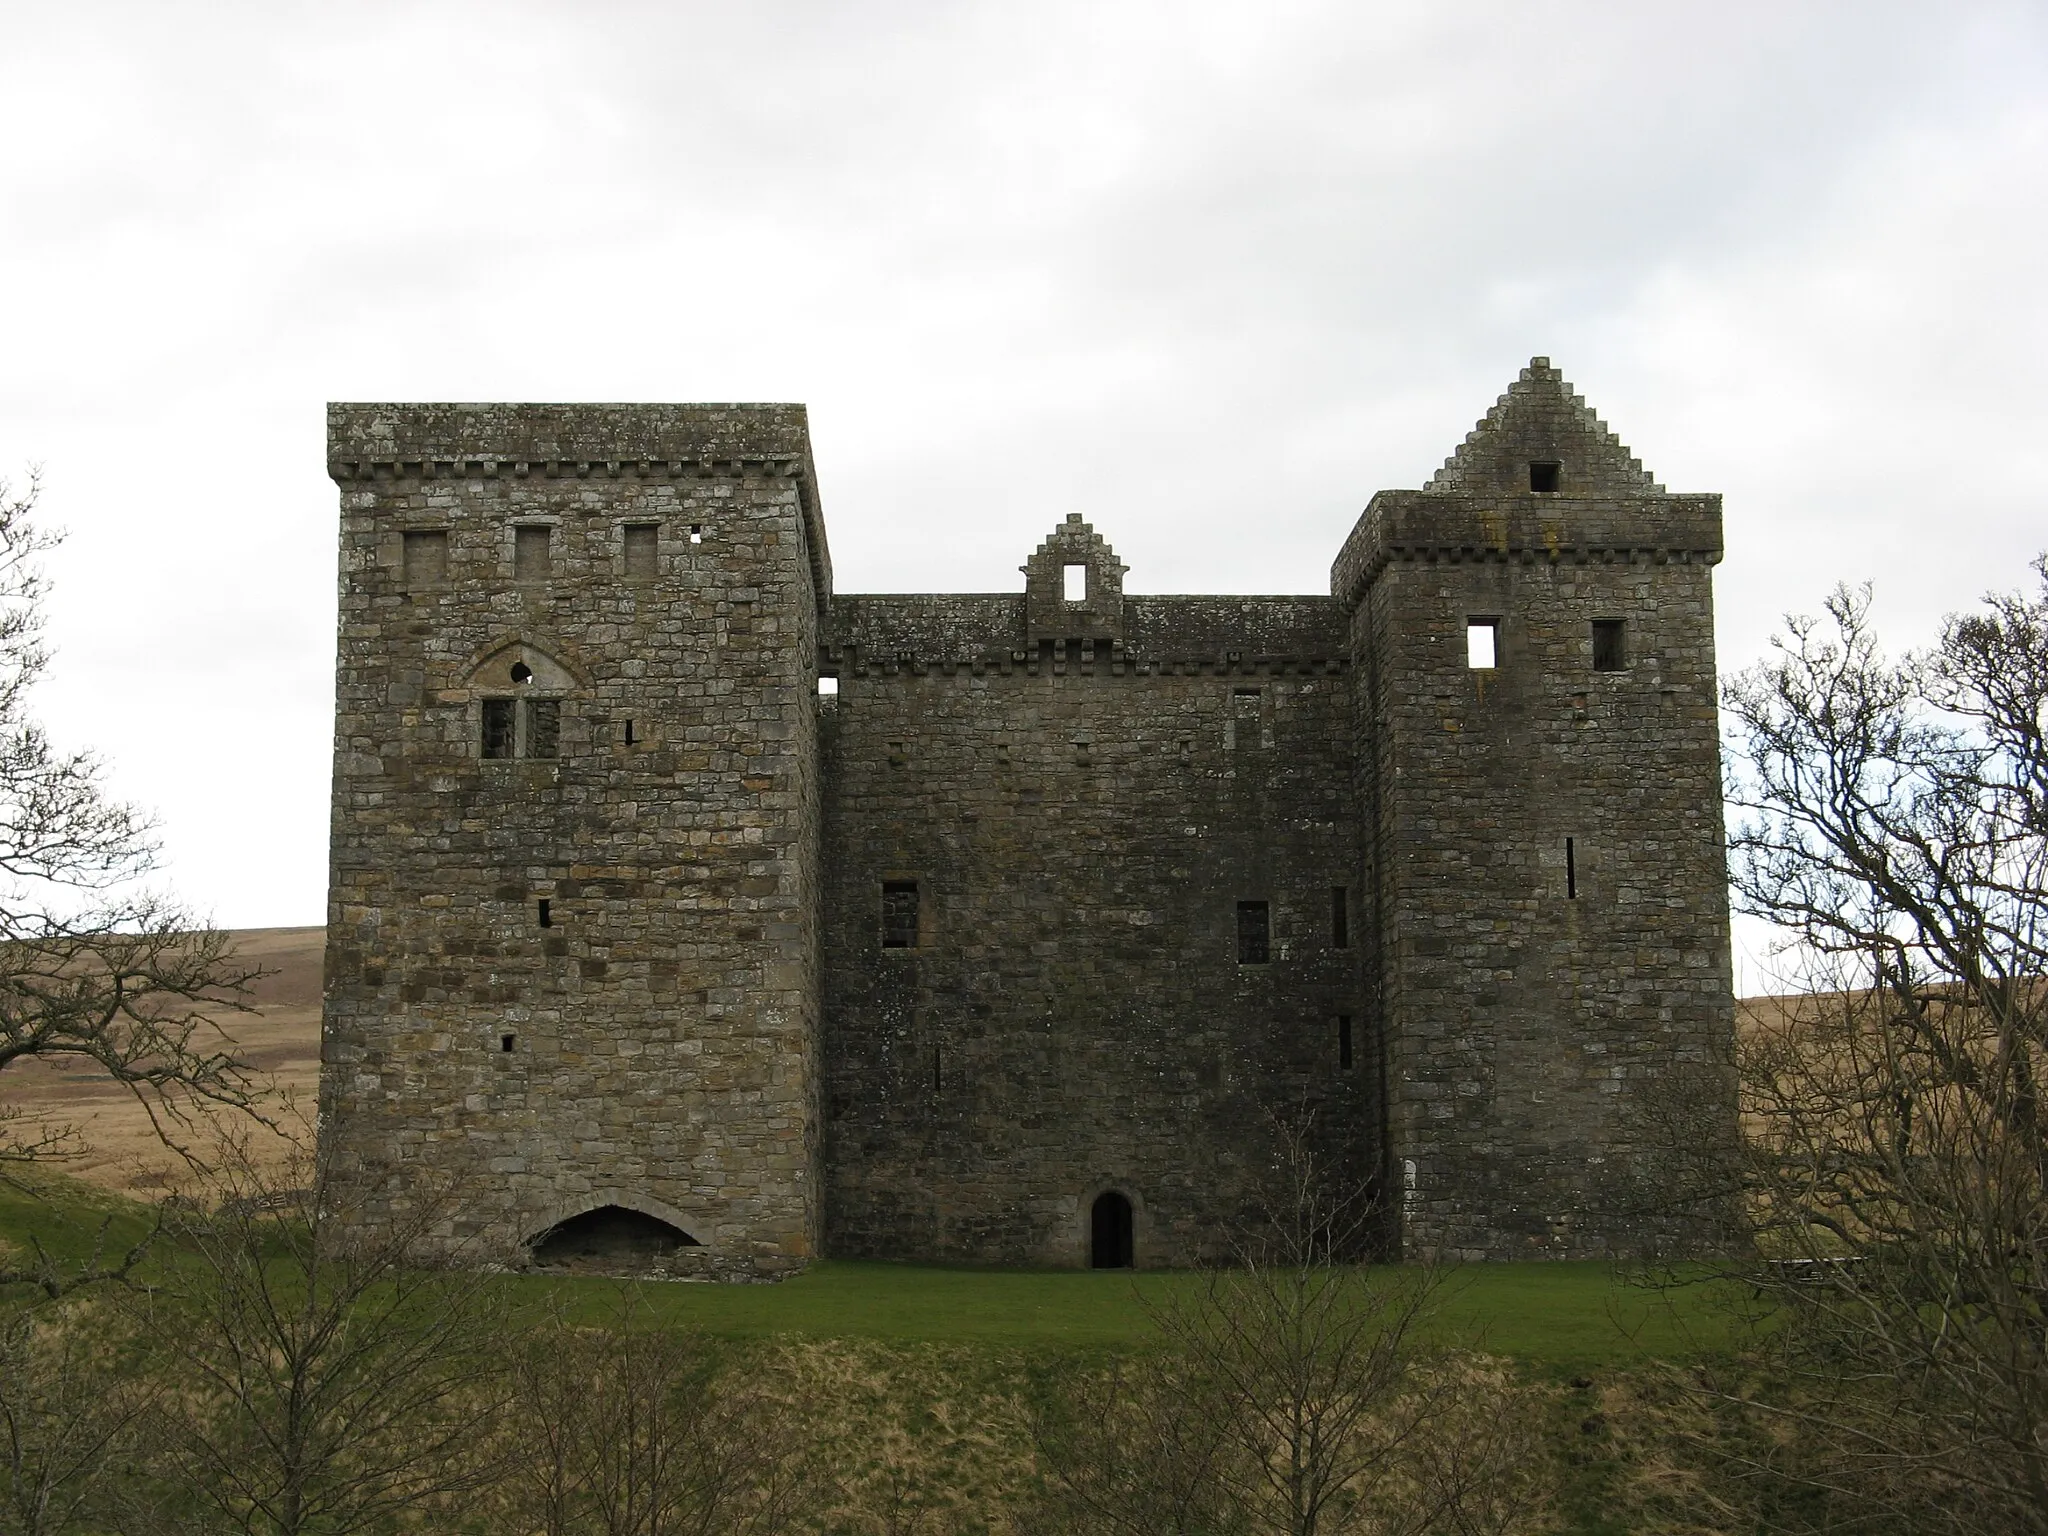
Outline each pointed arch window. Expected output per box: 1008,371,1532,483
471,643,575,761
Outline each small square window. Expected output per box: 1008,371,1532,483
401,529,448,587
1466,619,1498,670
1592,619,1628,672
881,881,920,949
1529,461,1561,493
515,525,552,580
1236,901,1270,965
623,523,658,578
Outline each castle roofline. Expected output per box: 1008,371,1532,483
326,401,831,603
1330,488,1723,605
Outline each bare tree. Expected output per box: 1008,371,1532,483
1710,556,2048,1532
500,1285,812,1536
132,1137,507,1536
0,470,261,1169
1024,1352,1245,1536
1158,1199,1448,1535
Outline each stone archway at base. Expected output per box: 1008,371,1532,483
530,1205,698,1270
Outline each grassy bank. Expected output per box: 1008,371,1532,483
4,1167,1734,1368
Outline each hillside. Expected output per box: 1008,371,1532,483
0,925,323,1189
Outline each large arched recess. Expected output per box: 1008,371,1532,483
524,1192,705,1270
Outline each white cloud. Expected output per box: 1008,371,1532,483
0,0,2042,932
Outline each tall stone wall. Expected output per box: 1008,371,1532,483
816,518,1374,1268
1335,360,1736,1259
320,404,827,1273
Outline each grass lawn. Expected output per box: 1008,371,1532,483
3,1169,1739,1368
510,1256,1737,1365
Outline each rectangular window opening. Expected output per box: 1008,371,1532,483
501,1033,516,1053
623,523,658,578
481,698,516,760
623,717,635,746
688,525,705,544
1063,563,1088,602
1339,1015,1354,1071
526,698,561,759
514,524,552,580
401,529,448,587
537,898,552,928
1236,900,1270,966
881,881,920,949
1566,837,1578,900
1331,887,1349,949
1466,619,1498,670
1530,460,1561,494
1592,618,1628,672
817,676,839,698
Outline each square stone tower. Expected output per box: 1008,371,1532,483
1334,360,1735,1259
320,404,829,1274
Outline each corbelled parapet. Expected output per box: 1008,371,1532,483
1330,489,1723,604
327,402,831,603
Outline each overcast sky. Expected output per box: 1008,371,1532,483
3,1,2044,989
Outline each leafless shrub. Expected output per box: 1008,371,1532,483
129,1135,507,1536
499,1284,812,1536
1031,1121,1558,1536
0,1296,156,1536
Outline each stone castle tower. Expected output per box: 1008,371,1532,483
319,360,1734,1272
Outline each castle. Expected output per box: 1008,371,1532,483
318,358,1735,1275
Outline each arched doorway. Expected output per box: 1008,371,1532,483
1090,1191,1134,1269
530,1205,698,1271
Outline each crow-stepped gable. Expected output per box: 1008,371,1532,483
320,360,1736,1275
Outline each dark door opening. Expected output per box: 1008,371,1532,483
1090,1191,1134,1269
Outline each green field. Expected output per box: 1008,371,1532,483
505,1256,1734,1365
2,1170,1735,1368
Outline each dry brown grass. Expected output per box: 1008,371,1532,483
0,925,321,1192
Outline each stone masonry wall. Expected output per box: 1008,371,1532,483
1336,360,1736,1260
320,404,826,1273
318,361,1737,1276
817,524,1375,1268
